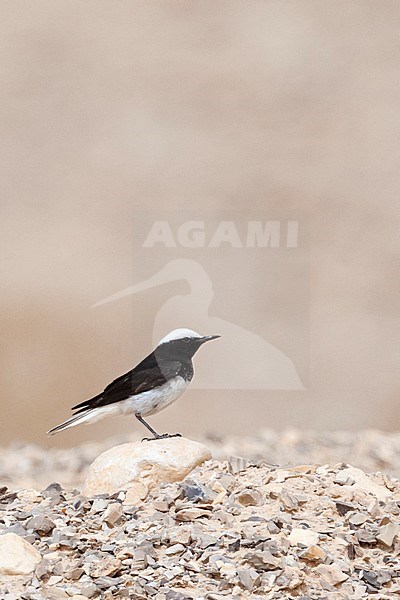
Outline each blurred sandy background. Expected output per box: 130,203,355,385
0,1,399,447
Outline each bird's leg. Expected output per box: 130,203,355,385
136,414,182,442
136,414,161,439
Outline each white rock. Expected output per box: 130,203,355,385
0,532,42,575
335,466,391,501
83,437,212,502
288,528,319,547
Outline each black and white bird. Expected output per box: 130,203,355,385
47,328,220,439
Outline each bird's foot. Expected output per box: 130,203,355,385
141,432,182,442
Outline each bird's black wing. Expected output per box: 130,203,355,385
71,353,181,414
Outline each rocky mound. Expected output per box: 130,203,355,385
0,446,399,599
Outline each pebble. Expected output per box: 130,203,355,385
165,543,185,555
376,523,399,547
102,502,123,526
348,512,368,526
175,507,211,521
317,564,349,586
245,550,281,570
25,515,56,534
237,489,263,506
0,532,42,575
288,528,319,547
41,587,69,600
79,583,98,598
237,567,260,591
299,544,325,562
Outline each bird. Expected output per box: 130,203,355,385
47,328,220,440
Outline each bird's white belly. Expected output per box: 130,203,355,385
114,376,189,418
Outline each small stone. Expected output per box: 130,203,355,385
317,564,349,586
84,553,122,578
101,543,115,552
195,533,219,548
299,544,325,562
335,502,354,516
165,591,188,600
152,499,170,512
288,528,319,547
237,567,260,591
245,551,281,571
167,527,191,545
175,507,211,521
237,489,263,506
228,456,253,474
0,488,18,504
35,558,52,580
79,583,98,598
53,560,65,576
335,470,355,486
361,570,380,589
47,575,63,585
367,498,380,516
165,543,185,555
0,532,42,575
17,489,41,503
347,543,356,560
219,562,236,577
376,523,399,547
267,520,281,534
348,512,368,525
41,588,69,600
356,529,377,544
280,490,299,511
25,515,56,535
41,482,63,499
94,575,123,589
4,522,29,537
181,481,207,501
103,502,123,526
68,567,84,580
91,497,108,512
276,566,304,590
184,560,201,573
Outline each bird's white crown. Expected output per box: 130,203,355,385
158,328,203,345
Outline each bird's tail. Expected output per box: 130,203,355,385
47,409,98,436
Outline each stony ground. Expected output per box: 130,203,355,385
0,430,400,599
1,428,400,490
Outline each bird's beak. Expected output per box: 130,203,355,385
200,335,221,343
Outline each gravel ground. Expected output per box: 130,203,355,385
0,457,399,599
0,429,399,599
1,428,400,491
